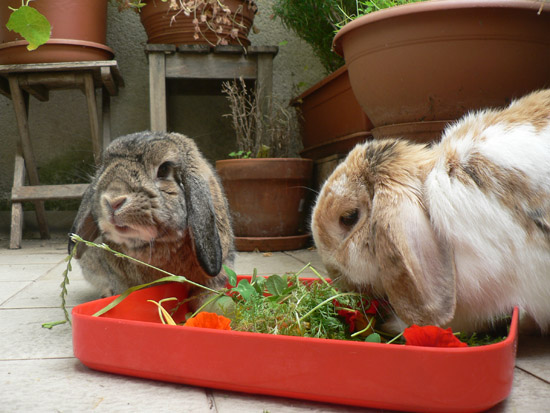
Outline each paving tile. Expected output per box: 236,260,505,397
0,264,55,282
0,308,74,359
40,259,85,281
285,248,327,271
0,251,64,266
516,335,550,382
0,358,213,412
0,281,32,306
2,278,99,309
234,251,306,276
213,389,376,412
488,368,550,412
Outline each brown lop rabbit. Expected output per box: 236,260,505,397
69,131,234,308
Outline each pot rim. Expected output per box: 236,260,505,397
216,157,313,165
291,65,348,105
333,0,548,56
0,38,115,55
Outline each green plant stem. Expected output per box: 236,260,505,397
350,314,375,338
42,320,67,329
309,265,338,295
69,234,219,294
386,331,404,345
59,243,78,323
189,291,229,319
298,291,358,323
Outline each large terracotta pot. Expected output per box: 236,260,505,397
140,0,256,46
215,158,313,252
293,65,372,160
333,0,550,141
0,0,113,64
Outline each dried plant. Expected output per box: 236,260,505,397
115,0,258,46
222,78,299,158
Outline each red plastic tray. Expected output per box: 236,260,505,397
72,279,518,413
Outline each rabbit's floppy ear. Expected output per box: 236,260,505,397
179,171,223,277
373,189,456,326
68,183,100,258
362,139,456,326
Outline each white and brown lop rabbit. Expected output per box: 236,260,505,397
312,89,550,334
69,131,234,308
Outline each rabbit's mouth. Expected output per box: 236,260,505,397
100,218,158,247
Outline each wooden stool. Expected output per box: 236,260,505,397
145,44,278,132
0,61,124,249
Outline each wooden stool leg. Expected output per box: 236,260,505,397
8,75,50,243
148,52,167,132
101,85,111,151
9,149,25,249
83,72,102,165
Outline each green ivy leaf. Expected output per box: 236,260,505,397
365,333,381,343
265,274,286,297
6,5,52,51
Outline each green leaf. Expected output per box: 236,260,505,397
223,265,237,287
233,279,256,301
256,145,271,158
252,276,266,295
6,6,51,51
265,274,286,296
202,295,236,318
365,333,381,343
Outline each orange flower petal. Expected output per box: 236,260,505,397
184,312,232,330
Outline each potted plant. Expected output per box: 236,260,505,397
0,0,113,64
273,1,374,164
333,0,550,141
215,78,313,252
116,0,257,46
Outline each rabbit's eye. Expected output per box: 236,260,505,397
340,209,359,228
156,162,174,179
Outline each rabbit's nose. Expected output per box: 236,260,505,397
107,196,127,212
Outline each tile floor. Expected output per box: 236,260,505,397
1,235,549,412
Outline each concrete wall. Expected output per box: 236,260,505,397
0,0,326,224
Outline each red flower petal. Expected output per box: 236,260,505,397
364,300,380,315
404,325,468,348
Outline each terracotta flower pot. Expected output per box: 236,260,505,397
0,0,113,64
333,0,550,141
293,65,372,160
215,158,313,252
140,0,256,46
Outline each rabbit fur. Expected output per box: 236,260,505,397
312,89,550,334
69,131,235,308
